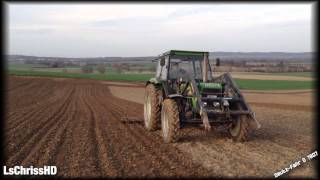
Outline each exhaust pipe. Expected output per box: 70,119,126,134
202,52,208,82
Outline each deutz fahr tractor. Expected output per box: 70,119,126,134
144,50,261,143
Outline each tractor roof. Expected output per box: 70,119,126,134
159,50,209,57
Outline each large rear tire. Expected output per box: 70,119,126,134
161,99,180,143
144,84,161,131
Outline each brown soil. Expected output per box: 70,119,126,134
4,76,316,178
109,86,145,104
100,81,144,87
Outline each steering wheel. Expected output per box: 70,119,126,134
176,71,191,95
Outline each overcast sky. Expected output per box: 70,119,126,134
7,3,314,57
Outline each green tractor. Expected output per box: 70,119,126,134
144,50,260,143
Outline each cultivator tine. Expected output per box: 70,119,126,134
120,117,142,124
201,110,211,131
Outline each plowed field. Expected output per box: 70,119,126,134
4,76,317,178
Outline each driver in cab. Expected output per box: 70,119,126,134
170,62,187,79
170,62,188,93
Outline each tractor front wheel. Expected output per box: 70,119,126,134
229,115,251,142
161,99,180,143
144,84,161,131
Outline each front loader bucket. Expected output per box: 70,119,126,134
213,73,261,130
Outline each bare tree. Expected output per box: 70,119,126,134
279,61,285,72
97,64,106,74
81,65,93,73
112,63,121,73
120,63,130,72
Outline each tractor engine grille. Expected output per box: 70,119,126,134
201,88,224,97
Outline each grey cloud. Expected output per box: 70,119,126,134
7,4,313,57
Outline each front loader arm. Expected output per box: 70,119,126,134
188,76,211,131
213,73,261,129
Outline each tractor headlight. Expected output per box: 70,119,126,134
203,102,207,106
213,102,220,107
223,99,229,106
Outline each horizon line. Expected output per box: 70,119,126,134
6,51,315,59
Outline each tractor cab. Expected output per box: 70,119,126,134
155,50,215,82
154,50,222,97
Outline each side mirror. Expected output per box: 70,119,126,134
216,58,220,66
160,58,165,66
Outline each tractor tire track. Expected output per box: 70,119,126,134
5,80,62,127
5,85,75,164
20,84,77,167
4,84,74,144
91,84,210,177
5,87,65,132
53,83,102,177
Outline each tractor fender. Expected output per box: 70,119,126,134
146,77,161,86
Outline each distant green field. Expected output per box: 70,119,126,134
8,63,49,69
8,69,154,82
8,69,314,90
63,66,82,69
8,63,153,74
234,78,314,90
249,72,313,77
271,72,314,77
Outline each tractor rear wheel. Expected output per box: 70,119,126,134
161,99,180,143
144,84,161,131
229,115,251,142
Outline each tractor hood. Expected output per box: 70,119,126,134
198,82,222,90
